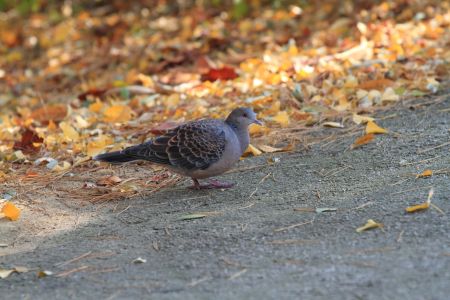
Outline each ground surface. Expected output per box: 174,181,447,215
1,93,449,300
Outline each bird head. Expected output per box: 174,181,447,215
226,107,262,128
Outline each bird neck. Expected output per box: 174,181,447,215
227,122,250,153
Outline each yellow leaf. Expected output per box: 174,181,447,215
366,121,388,134
59,122,80,141
137,73,154,88
86,135,113,157
356,219,383,232
406,188,433,213
272,111,289,127
416,169,433,178
352,114,374,125
104,105,132,123
1,202,20,221
243,144,262,157
0,269,14,279
249,124,270,136
52,161,71,172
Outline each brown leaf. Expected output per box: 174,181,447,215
96,175,122,186
13,128,44,154
30,104,67,124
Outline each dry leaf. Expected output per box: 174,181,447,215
13,128,44,154
351,134,375,149
59,122,80,141
96,175,122,186
86,135,113,157
243,144,262,157
416,169,433,178
323,121,344,128
201,66,238,81
0,269,14,279
272,111,290,127
359,79,394,90
37,270,53,278
258,145,283,153
381,87,400,102
366,121,388,134
1,202,20,221
132,257,147,264
352,114,374,125
104,105,132,123
356,219,383,232
406,188,434,213
30,104,67,124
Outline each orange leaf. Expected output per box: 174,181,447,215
104,105,132,123
416,169,433,178
1,202,20,221
351,134,375,149
358,79,394,90
366,121,388,134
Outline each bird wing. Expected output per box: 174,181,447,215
122,119,227,170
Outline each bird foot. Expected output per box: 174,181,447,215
189,179,234,190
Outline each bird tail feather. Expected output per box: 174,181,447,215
93,151,137,163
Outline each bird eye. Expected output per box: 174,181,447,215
243,113,248,117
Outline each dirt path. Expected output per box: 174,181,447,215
1,93,449,300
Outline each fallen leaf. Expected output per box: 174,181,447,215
1,202,20,221
406,188,434,213
272,111,290,127
351,134,375,149
366,121,388,134
416,169,433,178
179,214,207,220
59,122,80,141
103,105,132,123
359,79,394,90
381,87,400,102
356,219,383,232
13,128,44,154
0,269,14,279
96,175,122,186
37,270,53,278
258,145,283,153
352,114,374,125
243,144,262,157
201,67,238,82
323,121,344,128
132,257,147,264
30,104,67,124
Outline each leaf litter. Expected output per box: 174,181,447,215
0,1,448,207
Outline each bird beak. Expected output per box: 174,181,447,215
253,119,263,126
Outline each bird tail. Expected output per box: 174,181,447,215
93,150,137,163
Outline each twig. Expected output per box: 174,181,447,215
55,265,89,277
273,219,314,232
417,141,450,154
55,251,92,267
228,269,247,280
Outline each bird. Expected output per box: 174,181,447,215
94,107,262,189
